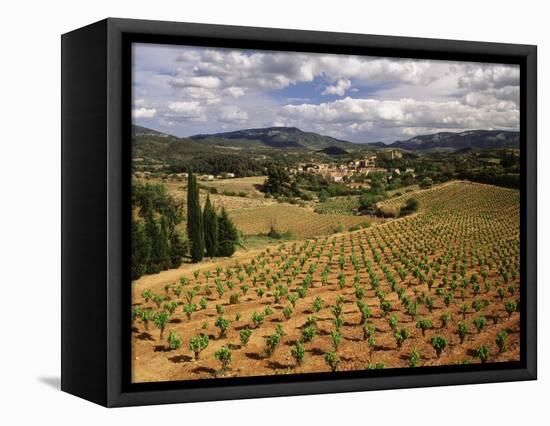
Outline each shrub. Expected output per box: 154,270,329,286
164,301,178,315
264,306,274,316
154,311,170,340
283,306,293,320
409,348,421,367
229,293,240,304
141,309,154,330
505,301,517,317
216,304,225,315
441,312,452,328
431,335,448,357
199,297,207,310
330,331,342,351
367,337,376,356
473,316,486,333
301,325,316,343
291,342,306,366
251,311,265,328
416,319,433,336
324,351,340,372
389,314,398,331
167,331,182,350
189,334,209,360
458,322,469,344
358,301,372,324
394,327,410,348
288,293,299,308
153,294,165,309
425,297,434,313
362,324,375,341
475,345,490,363
214,346,232,372
265,332,282,357
496,330,508,353
380,300,392,316
460,303,469,319
239,328,252,347
215,316,230,337
141,289,153,303
312,296,323,312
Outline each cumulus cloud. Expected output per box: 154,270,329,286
170,75,221,89
322,79,351,96
168,101,205,120
280,97,519,133
132,43,520,142
219,106,248,124
132,107,157,118
225,86,246,98
457,64,519,91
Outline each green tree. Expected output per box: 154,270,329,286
214,346,232,372
131,219,151,279
189,334,209,360
431,335,448,358
167,331,182,350
217,207,239,257
187,173,205,262
239,328,252,347
203,194,219,257
169,231,187,268
154,311,170,340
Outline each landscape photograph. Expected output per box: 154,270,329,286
130,43,521,383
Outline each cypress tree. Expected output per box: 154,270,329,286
145,210,161,274
158,215,171,269
217,207,239,257
131,218,151,280
187,173,205,262
169,231,187,268
203,194,219,257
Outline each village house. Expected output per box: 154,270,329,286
378,149,403,161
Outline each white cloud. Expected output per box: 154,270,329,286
322,79,351,96
132,107,157,118
225,86,246,98
280,96,519,132
168,101,205,119
133,43,520,142
457,64,519,91
219,106,248,124
170,75,221,89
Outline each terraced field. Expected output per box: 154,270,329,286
229,204,373,238
132,181,520,382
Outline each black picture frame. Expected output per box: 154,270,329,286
61,17,537,407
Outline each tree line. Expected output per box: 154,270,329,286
131,183,187,279
131,175,240,280
187,173,239,262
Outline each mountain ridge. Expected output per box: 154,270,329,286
380,130,519,151
132,124,520,153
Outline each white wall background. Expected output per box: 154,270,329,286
0,0,546,423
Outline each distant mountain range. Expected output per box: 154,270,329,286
377,130,519,151
190,126,360,151
132,125,520,163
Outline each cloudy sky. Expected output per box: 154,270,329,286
132,43,519,143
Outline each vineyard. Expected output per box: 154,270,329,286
230,204,372,239
131,181,520,383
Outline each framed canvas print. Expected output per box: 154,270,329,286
61,18,537,407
